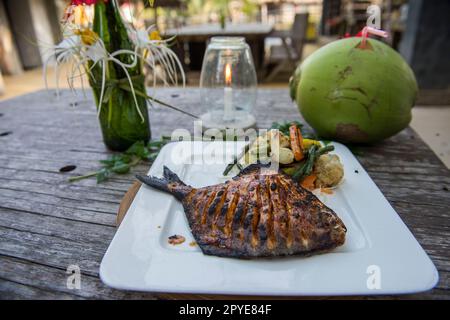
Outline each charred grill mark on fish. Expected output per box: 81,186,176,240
201,191,216,224
231,181,250,243
136,164,347,259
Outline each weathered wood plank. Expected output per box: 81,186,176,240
0,161,146,188
0,187,119,214
0,255,156,300
0,226,107,276
0,278,82,300
0,207,116,245
0,197,116,226
0,179,122,204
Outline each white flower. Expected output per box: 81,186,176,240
56,35,81,50
130,25,185,87
85,40,107,63
42,22,185,122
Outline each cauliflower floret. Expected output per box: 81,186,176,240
314,154,344,188
267,129,290,148
248,130,290,162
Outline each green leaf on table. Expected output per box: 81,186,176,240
99,154,132,167
125,140,145,154
70,137,171,184
99,159,114,167
121,154,132,163
96,168,111,183
99,155,119,167
126,141,150,159
111,162,131,174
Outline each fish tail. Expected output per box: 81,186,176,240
136,166,191,200
162,166,184,185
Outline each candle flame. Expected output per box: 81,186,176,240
225,63,232,86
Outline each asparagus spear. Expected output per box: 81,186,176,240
223,142,251,176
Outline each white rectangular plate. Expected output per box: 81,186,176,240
100,141,438,296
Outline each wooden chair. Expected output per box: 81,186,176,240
263,13,309,82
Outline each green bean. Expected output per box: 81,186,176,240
292,145,335,181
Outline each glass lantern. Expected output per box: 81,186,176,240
200,37,257,130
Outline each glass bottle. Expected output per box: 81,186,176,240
90,0,150,151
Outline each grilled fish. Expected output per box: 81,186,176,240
137,164,346,258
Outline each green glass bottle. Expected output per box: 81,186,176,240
90,0,150,151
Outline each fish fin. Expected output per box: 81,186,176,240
163,166,185,185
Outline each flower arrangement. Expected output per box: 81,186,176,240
43,0,189,151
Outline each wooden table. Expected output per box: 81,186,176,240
0,89,449,299
164,23,273,75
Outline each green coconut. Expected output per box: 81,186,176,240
289,38,418,143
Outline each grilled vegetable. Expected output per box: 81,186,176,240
271,121,303,136
223,143,250,176
292,145,335,182
223,123,342,190
303,138,322,150
273,147,295,165
301,174,317,190
224,129,291,175
297,127,304,153
268,129,291,148
314,154,344,188
289,124,304,161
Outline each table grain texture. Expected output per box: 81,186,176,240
0,89,449,300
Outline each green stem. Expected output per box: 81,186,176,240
124,86,199,119
68,172,98,182
68,155,142,183
106,66,113,126
151,97,200,119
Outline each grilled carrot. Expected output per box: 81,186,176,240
301,174,317,190
289,124,304,161
297,127,304,154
